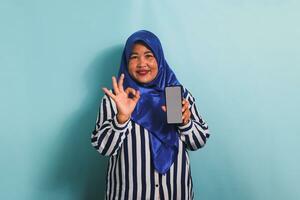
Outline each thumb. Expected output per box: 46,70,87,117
132,90,140,102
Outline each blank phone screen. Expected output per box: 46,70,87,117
165,86,182,124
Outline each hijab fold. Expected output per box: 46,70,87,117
118,30,181,174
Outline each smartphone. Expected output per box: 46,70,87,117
165,86,182,124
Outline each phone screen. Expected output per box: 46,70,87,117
165,86,182,124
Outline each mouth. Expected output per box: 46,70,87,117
136,69,150,76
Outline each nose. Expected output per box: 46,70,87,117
137,56,146,67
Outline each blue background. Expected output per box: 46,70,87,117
1,0,299,199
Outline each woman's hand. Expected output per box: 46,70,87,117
161,99,191,125
102,74,140,124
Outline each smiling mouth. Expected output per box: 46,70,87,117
136,70,150,76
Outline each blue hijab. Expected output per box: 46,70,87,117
118,30,182,174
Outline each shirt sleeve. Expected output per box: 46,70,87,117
91,94,131,156
177,88,210,151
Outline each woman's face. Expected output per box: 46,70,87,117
128,43,158,84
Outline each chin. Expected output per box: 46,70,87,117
131,73,156,84
137,79,149,84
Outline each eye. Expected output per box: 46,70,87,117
145,54,154,58
129,55,138,59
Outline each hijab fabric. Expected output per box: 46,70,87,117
118,30,182,174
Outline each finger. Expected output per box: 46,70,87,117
184,119,190,125
182,100,189,112
183,99,190,105
118,73,124,92
182,99,186,108
186,111,191,121
112,76,120,94
182,112,187,121
182,103,187,112
102,87,116,101
186,99,190,107
161,105,167,112
183,99,190,106
125,87,136,96
185,114,191,125
182,114,189,124
132,90,140,102
182,117,187,124
182,109,191,121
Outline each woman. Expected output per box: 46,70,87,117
91,30,210,200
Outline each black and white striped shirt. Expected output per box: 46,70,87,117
91,88,210,200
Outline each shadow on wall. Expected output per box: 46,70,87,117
39,45,123,200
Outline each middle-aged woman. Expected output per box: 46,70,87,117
91,30,210,200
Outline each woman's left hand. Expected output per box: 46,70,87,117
161,99,191,125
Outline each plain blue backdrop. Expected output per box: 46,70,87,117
1,0,299,199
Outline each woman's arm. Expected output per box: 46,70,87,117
91,94,131,156
177,89,210,151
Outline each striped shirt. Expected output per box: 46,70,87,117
91,88,210,200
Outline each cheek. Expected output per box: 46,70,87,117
152,68,158,78
128,62,136,75
150,61,158,74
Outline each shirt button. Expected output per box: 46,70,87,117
155,184,159,187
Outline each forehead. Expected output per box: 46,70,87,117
131,42,153,53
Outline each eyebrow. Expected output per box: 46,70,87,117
130,51,153,55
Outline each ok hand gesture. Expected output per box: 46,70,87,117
102,74,140,124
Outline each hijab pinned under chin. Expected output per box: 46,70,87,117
118,30,182,174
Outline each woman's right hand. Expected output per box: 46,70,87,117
102,73,140,124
